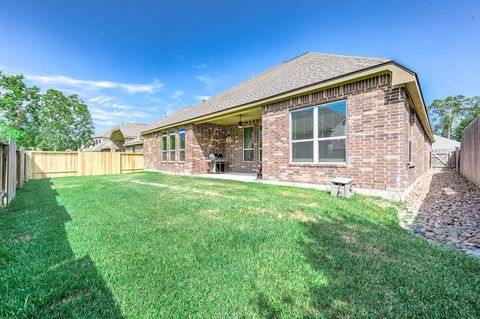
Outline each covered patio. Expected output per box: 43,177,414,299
192,107,262,176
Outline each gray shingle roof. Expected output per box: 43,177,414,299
93,127,117,138
84,139,112,151
114,123,148,138
124,137,143,146
432,135,460,151
144,52,390,133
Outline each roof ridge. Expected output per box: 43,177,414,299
144,52,392,133
305,52,390,62
208,52,389,100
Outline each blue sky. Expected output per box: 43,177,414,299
0,0,478,131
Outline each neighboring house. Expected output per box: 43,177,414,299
141,52,433,199
91,127,114,147
85,123,147,152
124,137,144,153
432,134,460,152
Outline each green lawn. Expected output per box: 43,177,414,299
0,172,479,318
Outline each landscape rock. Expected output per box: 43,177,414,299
403,168,480,257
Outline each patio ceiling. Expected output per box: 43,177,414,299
199,107,262,126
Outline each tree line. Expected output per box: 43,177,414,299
428,95,480,141
0,71,94,151
1,70,478,150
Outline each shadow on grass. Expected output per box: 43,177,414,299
300,206,480,318
0,179,123,318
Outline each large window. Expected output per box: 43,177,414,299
178,128,185,162
169,130,176,161
243,126,254,162
259,126,262,161
162,133,167,161
291,100,346,163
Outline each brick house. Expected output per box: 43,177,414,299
141,53,433,199
85,123,147,152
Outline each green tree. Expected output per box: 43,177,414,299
428,95,465,139
428,95,480,140
452,96,480,141
0,70,94,150
0,71,42,147
36,89,94,151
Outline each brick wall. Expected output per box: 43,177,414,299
405,101,432,186
224,120,262,174
143,125,193,174
262,73,428,192
143,73,432,193
190,123,226,174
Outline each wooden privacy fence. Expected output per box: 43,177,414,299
28,151,144,179
460,117,480,188
432,148,458,169
0,139,28,205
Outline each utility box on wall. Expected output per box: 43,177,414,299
331,177,354,198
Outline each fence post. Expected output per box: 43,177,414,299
6,139,17,204
455,147,459,172
113,152,121,174
18,148,25,188
77,152,82,176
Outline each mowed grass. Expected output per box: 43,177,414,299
0,172,479,318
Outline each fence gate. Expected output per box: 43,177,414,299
432,151,449,167
432,148,458,169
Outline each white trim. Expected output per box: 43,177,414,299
258,125,262,161
289,100,347,164
161,133,168,162
169,129,176,162
178,128,186,162
242,126,254,162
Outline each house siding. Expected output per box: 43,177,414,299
143,73,432,194
224,120,262,174
261,73,429,192
405,101,432,187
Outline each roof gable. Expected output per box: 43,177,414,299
144,52,390,133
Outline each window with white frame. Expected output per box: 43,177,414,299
162,133,167,161
291,100,346,163
178,128,185,161
258,125,262,161
169,130,176,161
243,126,254,161
408,112,415,163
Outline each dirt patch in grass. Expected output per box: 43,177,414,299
197,208,222,220
289,210,317,223
10,232,34,243
132,180,237,199
50,288,93,310
279,190,312,199
53,184,82,189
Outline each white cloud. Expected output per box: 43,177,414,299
95,120,117,126
87,96,133,110
148,106,161,111
88,96,115,104
90,107,147,125
195,74,218,91
193,64,207,69
170,90,185,99
25,74,164,94
148,96,165,104
194,95,211,101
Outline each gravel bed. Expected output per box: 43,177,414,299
403,168,480,257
